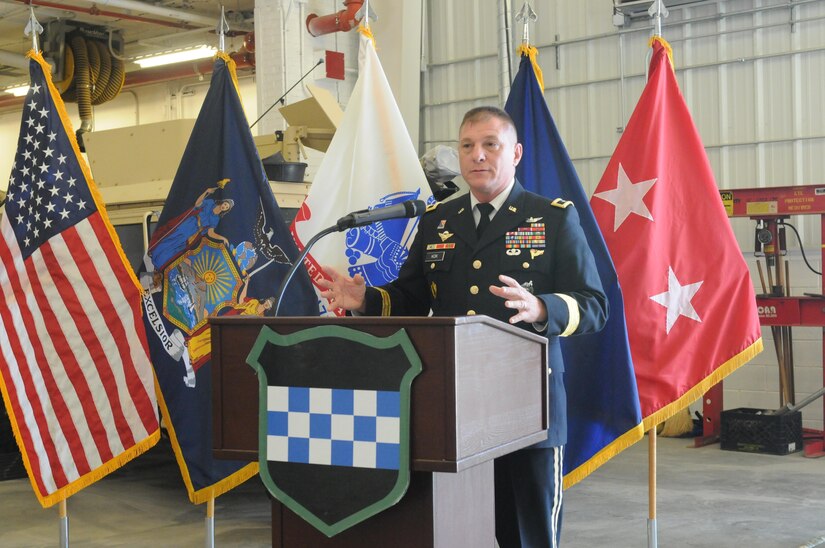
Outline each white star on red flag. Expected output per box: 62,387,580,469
650,266,703,334
593,162,657,231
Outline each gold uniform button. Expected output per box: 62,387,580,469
473,260,482,269
430,263,435,270
523,262,530,269
470,285,479,295
467,310,476,315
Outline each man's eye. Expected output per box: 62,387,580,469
485,142,500,149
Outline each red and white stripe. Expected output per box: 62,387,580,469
0,212,158,499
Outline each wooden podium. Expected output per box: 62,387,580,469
210,315,548,547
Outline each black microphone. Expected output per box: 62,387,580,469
336,199,426,231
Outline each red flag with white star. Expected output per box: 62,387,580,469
590,37,763,427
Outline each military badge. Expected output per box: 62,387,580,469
505,224,546,250
247,326,422,537
438,231,454,242
426,243,455,251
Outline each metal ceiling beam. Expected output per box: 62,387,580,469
14,0,252,31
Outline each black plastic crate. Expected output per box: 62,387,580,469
720,407,802,455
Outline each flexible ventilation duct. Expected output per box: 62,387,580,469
60,35,125,136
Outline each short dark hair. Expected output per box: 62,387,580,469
459,106,517,135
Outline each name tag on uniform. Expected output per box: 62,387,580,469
425,251,446,262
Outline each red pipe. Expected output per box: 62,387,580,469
18,0,199,30
306,0,364,37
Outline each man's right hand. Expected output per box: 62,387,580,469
318,266,368,313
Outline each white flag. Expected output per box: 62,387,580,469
290,29,433,315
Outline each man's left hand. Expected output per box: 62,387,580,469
489,274,548,325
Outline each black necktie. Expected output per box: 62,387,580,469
476,203,494,237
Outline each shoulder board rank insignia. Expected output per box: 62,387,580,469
551,198,574,209
426,202,441,213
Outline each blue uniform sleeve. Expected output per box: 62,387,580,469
537,205,608,338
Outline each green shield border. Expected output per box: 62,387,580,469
246,325,422,537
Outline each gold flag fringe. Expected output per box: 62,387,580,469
563,422,645,490
516,43,544,91
153,376,259,505
642,337,764,433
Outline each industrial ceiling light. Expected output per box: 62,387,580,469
133,45,217,68
3,84,30,97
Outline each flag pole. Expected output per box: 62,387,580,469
645,6,667,548
58,499,69,548
25,3,43,55
202,11,229,548
217,5,228,54
648,428,657,548
29,11,69,546
645,0,669,81
205,497,215,548
516,1,537,46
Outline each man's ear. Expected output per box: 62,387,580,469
513,142,524,166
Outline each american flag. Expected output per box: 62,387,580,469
0,52,159,508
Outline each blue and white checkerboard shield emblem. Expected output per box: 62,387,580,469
246,325,422,537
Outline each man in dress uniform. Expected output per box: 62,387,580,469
319,106,607,548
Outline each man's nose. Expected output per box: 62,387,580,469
471,145,486,162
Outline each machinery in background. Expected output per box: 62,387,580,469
42,20,126,144
254,83,342,182
83,83,343,274
717,185,825,457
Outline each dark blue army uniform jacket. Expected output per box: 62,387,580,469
364,181,607,448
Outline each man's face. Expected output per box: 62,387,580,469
458,116,523,201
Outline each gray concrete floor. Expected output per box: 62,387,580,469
0,435,823,547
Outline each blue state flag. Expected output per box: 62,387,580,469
504,47,644,487
138,53,317,502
